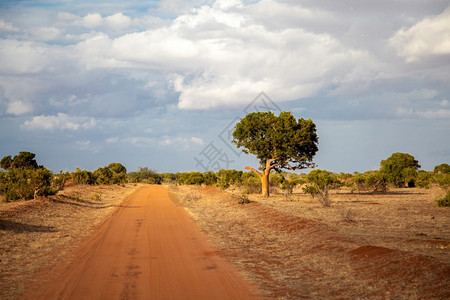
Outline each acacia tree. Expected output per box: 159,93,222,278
232,111,318,197
380,152,420,187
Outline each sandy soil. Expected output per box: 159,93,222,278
1,183,449,299
0,184,141,299
170,185,450,299
20,185,258,299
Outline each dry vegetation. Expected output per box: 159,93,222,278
169,184,450,299
0,183,141,300
1,182,449,299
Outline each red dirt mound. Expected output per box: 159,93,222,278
350,245,450,298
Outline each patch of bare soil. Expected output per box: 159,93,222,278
169,185,450,299
22,185,258,300
0,184,141,300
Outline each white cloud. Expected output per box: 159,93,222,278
389,6,450,62
49,95,89,107
105,13,131,29
30,26,61,41
213,0,242,10
22,113,96,131
158,136,204,148
66,12,134,32
105,137,119,143
82,13,103,28
0,40,53,74
0,19,19,32
396,107,450,119
125,136,155,146
418,109,450,119
156,0,213,16
68,0,380,110
6,101,33,115
76,140,100,152
57,12,79,24
190,137,205,145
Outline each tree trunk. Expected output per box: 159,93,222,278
261,170,270,198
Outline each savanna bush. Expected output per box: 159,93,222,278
216,169,244,189
435,191,449,207
435,174,450,190
434,163,450,174
53,171,71,190
433,164,450,190
241,174,261,194
351,171,387,193
303,169,341,207
71,167,96,185
202,171,218,186
94,163,127,185
71,163,127,185
0,152,55,202
280,174,304,198
416,170,433,188
127,167,163,184
380,152,420,187
176,171,205,185
1,168,54,202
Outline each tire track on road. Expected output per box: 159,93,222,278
22,185,259,299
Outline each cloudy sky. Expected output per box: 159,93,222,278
0,0,449,173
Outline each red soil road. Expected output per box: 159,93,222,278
23,185,259,300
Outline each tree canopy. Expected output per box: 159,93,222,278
380,152,421,187
1,151,39,170
232,111,319,197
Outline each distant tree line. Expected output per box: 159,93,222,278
0,152,54,202
0,152,128,202
161,152,449,207
70,163,127,185
165,153,448,190
1,151,448,206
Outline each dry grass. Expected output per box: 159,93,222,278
0,184,141,300
169,185,450,299
1,183,448,299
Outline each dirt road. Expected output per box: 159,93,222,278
23,185,258,299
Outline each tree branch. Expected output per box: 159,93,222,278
244,166,262,178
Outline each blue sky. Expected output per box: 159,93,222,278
0,0,449,173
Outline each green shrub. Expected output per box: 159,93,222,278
94,166,113,184
434,173,450,190
238,194,251,204
160,173,177,184
216,169,244,189
72,163,127,185
434,163,450,174
351,171,387,193
176,171,205,185
435,191,450,207
128,167,163,184
280,176,303,198
241,174,261,194
72,167,96,185
380,152,420,187
53,171,70,190
0,152,57,202
303,169,341,207
1,168,54,202
94,163,127,185
202,171,217,186
4,169,33,201
416,170,433,188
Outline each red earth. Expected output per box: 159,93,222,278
22,185,259,299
